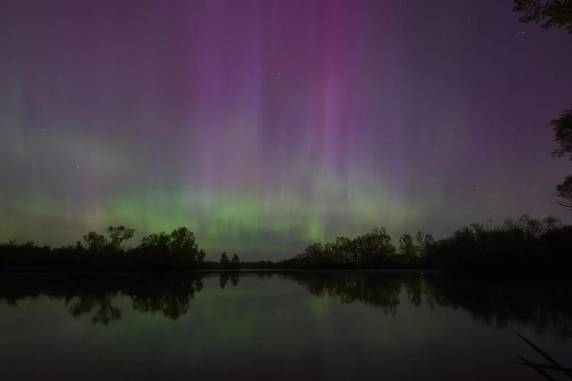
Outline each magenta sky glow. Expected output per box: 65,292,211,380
1,0,571,259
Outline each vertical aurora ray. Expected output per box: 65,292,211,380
0,0,571,259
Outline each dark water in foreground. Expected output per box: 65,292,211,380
0,272,571,381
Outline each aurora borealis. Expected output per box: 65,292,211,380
1,0,572,259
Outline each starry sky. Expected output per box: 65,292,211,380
1,0,571,259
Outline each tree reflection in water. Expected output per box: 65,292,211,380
219,272,240,289
283,272,572,338
67,294,122,324
0,272,571,337
0,274,205,324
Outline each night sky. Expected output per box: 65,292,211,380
1,0,571,259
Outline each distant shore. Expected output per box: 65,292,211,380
2,215,571,275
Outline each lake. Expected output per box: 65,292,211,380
0,271,570,380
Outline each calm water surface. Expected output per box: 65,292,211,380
0,272,570,380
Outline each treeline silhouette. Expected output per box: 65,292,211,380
425,216,572,274
0,226,241,272
282,228,433,269
1,215,571,274
282,215,572,275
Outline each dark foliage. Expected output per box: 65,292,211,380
282,228,407,269
1,216,571,275
282,228,433,269
551,107,572,160
557,175,572,207
0,226,206,272
514,2,572,209
514,0,572,33
282,216,572,275
231,254,240,268
135,227,206,269
551,108,572,207
425,216,572,274
220,252,230,267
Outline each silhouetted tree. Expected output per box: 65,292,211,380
352,228,396,266
169,227,200,260
396,232,433,266
83,232,107,252
197,249,206,263
519,214,544,237
284,228,397,268
557,176,572,207
398,234,417,259
139,232,171,251
515,4,572,208
106,225,135,251
332,236,354,264
550,108,572,207
136,228,204,268
304,243,325,259
220,252,230,267
0,227,205,271
425,215,572,273
231,254,240,268
552,107,572,159
514,0,572,33
170,228,203,263
415,231,435,258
